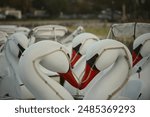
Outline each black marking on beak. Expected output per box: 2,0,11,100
17,44,25,58
73,43,82,52
87,53,99,70
71,43,82,67
79,53,100,89
134,44,143,55
67,53,70,59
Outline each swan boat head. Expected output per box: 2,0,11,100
7,32,30,59
79,39,132,90
71,32,99,68
131,33,150,99
19,40,78,99
132,33,150,66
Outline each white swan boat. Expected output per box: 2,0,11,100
132,33,150,99
0,32,34,99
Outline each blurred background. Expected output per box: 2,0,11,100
0,0,150,21
0,0,150,38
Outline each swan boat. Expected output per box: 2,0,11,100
0,32,34,99
82,39,142,100
63,32,99,98
132,33,150,99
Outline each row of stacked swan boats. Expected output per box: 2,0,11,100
0,23,149,100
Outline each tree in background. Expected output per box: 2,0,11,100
33,0,68,17
0,0,149,20
0,0,33,13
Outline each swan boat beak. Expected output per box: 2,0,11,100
79,54,100,90
132,44,143,66
59,68,80,89
71,44,82,68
